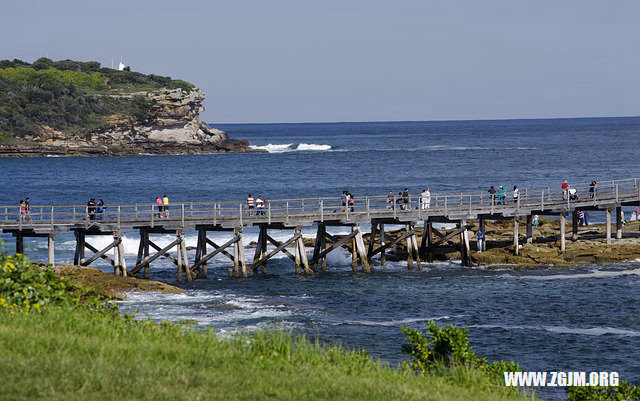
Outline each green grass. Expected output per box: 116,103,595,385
0,307,534,401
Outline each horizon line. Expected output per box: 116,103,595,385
210,115,639,126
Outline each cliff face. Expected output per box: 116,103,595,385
0,88,256,157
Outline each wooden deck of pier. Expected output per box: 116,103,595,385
2,178,639,281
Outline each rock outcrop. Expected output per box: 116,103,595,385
0,88,259,157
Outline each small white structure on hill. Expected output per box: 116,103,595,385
118,61,126,71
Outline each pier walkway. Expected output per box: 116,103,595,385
2,178,639,281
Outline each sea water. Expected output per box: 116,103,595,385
1,117,639,399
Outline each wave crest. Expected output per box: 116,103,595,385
250,143,332,153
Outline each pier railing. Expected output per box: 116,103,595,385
2,178,640,230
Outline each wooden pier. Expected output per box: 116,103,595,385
2,178,640,281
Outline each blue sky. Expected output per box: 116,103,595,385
2,0,637,123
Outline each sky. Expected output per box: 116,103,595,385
1,0,638,123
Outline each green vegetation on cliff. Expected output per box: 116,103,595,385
0,58,194,139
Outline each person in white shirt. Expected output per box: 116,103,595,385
420,188,431,209
513,186,519,205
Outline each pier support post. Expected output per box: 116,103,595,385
379,223,386,267
406,224,414,270
295,227,302,274
572,210,579,241
176,234,184,282
47,234,55,266
118,237,128,277
261,226,268,273
237,230,247,278
320,225,327,272
459,220,471,266
411,230,421,271
350,227,358,272
513,218,519,255
354,226,370,273
143,232,150,279
526,215,533,244
606,208,612,244
74,231,85,265
296,227,313,275
15,233,24,255
616,206,623,239
560,214,566,251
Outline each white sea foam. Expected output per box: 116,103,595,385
470,324,640,337
521,268,640,281
424,145,538,152
250,143,332,153
338,315,455,327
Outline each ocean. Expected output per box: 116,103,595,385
1,117,639,400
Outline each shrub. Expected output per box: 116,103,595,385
401,321,523,387
401,321,485,371
567,381,640,401
0,252,108,314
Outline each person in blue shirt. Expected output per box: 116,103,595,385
497,186,506,205
477,230,485,252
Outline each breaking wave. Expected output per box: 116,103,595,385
250,143,332,153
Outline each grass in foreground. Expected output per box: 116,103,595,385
0,306,532,401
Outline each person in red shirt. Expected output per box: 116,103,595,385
561,179,569,200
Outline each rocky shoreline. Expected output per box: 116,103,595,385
53,265,182,299
0,88,264,158
372,219,640,269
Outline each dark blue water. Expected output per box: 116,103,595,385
1,117,639,400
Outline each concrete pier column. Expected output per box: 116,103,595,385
572,210,579,241
526,215,533,244
606,209,611,245
47,234,55,266
559,214,566,252
616,206,623,239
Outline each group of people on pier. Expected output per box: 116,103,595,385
155,195,169,218
18,197,31,221
385,188,432,210
86,198,106,220
246,194,267,215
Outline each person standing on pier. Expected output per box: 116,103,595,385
477,230,484,252
497,186,506,205
589,181,597,198
19,200,26,222
163,194,169,218
512,186,519,205
420,188,431,209
403,188,410,210
87,198,97,220
246,194,255,215
96,199,106,220
488,186,496,205
387,191,394,209
397,192,404,210
255,196,265,215
341,191,348,211
24,197,32,221
348,192,355,212
156,197,164,218
562,179,569,200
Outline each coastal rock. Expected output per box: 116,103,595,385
0,87,264,157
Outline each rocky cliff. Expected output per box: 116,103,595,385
0,87,256,157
